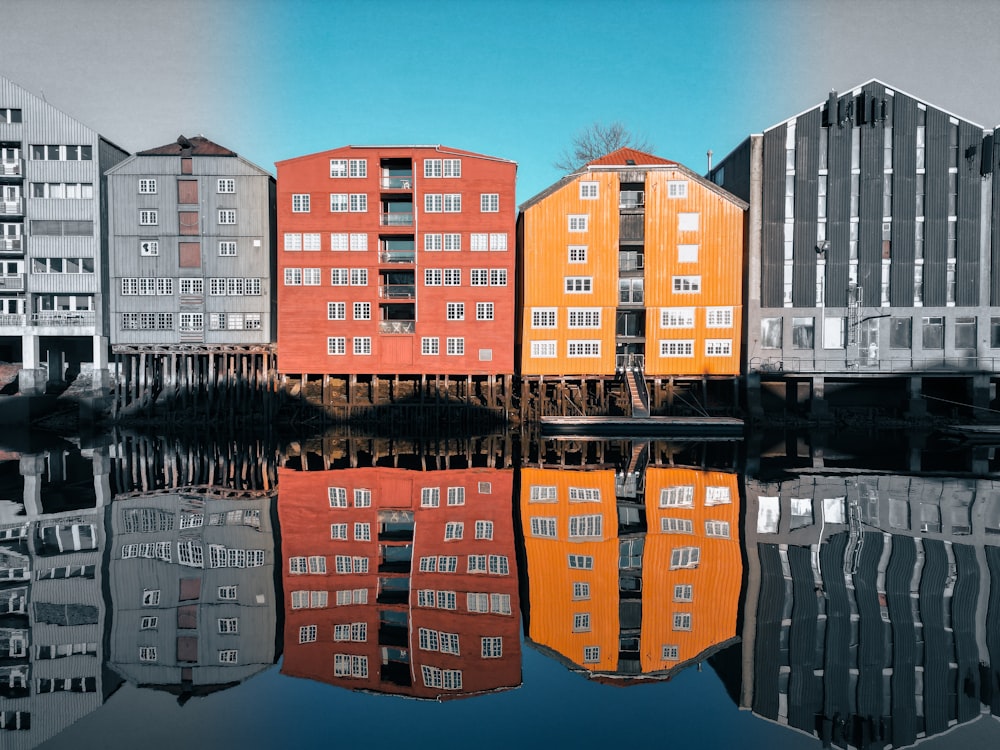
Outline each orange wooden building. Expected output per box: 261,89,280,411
519,464,741,678
518,148,747,379
278,465,520,699
275,146,517,377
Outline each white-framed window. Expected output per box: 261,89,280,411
444,522,464,541
673,613,692,631
424,233,442,251
678,212,699,231
140,616,158,629
218,209,236,224
482,636,503,658
530,516,557,538
568,245,587,263
446,302,464,320
568,554,594,570
218,586,238,601
348,232,367,251
661,517,694,534
348,159,367,178
446,337,464,355
354,522,371,542
471,268,488,286
330,268,349,285
421,337,439,355
661,308,695,328
568,487,601,502
470,233,488,251
218,241,237,257
284,233,302,251
444,233,461,251
705,520,730,538
529,485,557,502
674,584,693,602
327,302,346,320
490,593,511,614
217,178,235,194
419,556,437,573
443,193,461,212
443,268,461,286
218,649,239,664
583,646,600,663
480,193,499,212
425,268,442,286
139,646,157,662
443,158,461,177
424,194,443,212
330,233,349,251
670,547,701,570
139,210,158,225
330,193,348,212
327,337,346,355
668,181,688,198
138,178,157,194
353,337,372,355
308,556,327,574
178,313,203,331
299,625,318,643
353,302,371,320
179,278,203,295
350,268,367,285
565,277,592,293
568,308,601,328
677,244,698,263
142,588,161,606
447,486,465,505
292,194,310,212
662,644,680,661
568,340,600,357
573,613,591,632
303,233,321,251
303,268,321,285
329,486,348,507
354,489,372,507
568,215,588,232
569,514,602,538
475,520,493,539
330,523,348,540
660,340,694,357
530,340,557,358
706,307,733,327
672,276,701,293
705,339,732,356
334,654,368,679
330,159,348,177
573,582,591,600
140,240,159,256
489,268,507,286
579,181,599,199
289,557,308,574
439,556,458,573
660,485,694,507
705,486,732,506
218,617,239,634
488,555,509,575
476,302,493,320
531,308,557,328
490,233,507,250
421,487,440,507
424,159,442,178
349,194,367,212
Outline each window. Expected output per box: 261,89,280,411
349,194,367,212
218,649,239,664
330,523,349,540
761,318,782,348
327,337,346,355
482,637,503,658
309,556,327,573
476,302,493,321
348,159,367,178
139,646,157,662
334,654,368,678
890,317,912,349
568,215,588,231
425,269,442,286
218,586,237,600
661,308,695,328
573,582,591,600
419,556,437,572
350,268,368,285
530,340,557,358
670,547,701,570
569,514,602,538
289,557,308,574
353,337,372,355
139,240,159,256
444,522,464,540
424,233,443,252
705,339,732,356
705,486,732,506
218,241,237,257
421,337,439,355
330,159,348,177
568,340,600,357
439,556,458,572
139,178,157,194
565,277,592,293
705,520,730,538
299,625,318,643
445,302,462,323
922,317,944,349
447,487,465,505
490,233,507,250
475,520,493,539
706,307,733,328
284,233,302,251
421,487,440,507
328,302,346,320
573,613,591,632
218,178,235,194
660,485,694,507
489,269,507,286
792,317,814,349
673,613,692,631
444,233,461,251
530,485,557,502
303,268,321,285
677,244,698,263
488,555,509,575
480,193,499,212
443,194,461,212
579,181,599,199
660,340,694,357
302,233,321,251
530,517,557,538
218,618,239,634
668,181,688,198
424,194,443,212
992,318,1000,348
353,302,371,320
471,268,488,286
354,523,371,542
674,584,693,602
446,337,464,355
568,554,594,570
956,317,977,349
443,268,461,285
330,233,349,251
218,210,236,224
678,212,699,231
672,276,701,293
140,616,158,630
330,268,349,285
31,144,93,160
471,233,488,251
583,646,600,663
663,645,680,661
283,268,302,286
568,308,601,328
139,210,158,226
142,589,160,606
568,245,587,263
661,517,694,534
330,193,349,212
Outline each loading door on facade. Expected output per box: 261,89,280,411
859,318,879,367
616,311,645,369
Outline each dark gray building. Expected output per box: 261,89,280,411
712,80,999,416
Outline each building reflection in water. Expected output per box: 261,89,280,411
278,437,521,699
519,440,742,681
736,471,1000,748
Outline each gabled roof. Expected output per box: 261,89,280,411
275,144,516,168
138,135,237,157
586,147,676,167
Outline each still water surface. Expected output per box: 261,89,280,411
0,429,997,749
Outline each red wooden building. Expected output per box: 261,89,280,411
275,146,517,378
278,466,521,699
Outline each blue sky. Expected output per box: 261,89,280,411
6,1,1000,202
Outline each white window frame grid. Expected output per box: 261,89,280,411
480,193,499,212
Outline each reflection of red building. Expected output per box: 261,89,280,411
279,466,520,699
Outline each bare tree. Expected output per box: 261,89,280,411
553,121,654,173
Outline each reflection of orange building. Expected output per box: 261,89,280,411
279,466,520,699
519,462,740,679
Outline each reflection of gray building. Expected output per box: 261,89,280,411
739,474,1000,748
107,492,279,695
0,445,117,749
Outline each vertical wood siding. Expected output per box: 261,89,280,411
890,93,917,306
761,126,786,308
792,108,820,308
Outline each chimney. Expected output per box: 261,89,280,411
707,149,713,174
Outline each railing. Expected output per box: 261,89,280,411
380,212,414,226
31,311,95,326
0,314,25,327
0,238,23,252
750,355,1000,374
379,250,416,264
0,199,23,215
380,176,413,189
379,320,415,334
0,273,25,291
616,353,645,371
619,253,644,272
620,191,645,209
379,284,415,299
1,159,22,176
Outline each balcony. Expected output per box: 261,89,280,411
1,159,22,177
379,319,415,334
0,238,23,253
0,314,25,327
379,284,415,299
620,190,645,209
619,251,643,272
31,311,95,326
0,273,24,291
380,176,413,190
380,212,413,226
379,250,415,264
0,199,23,216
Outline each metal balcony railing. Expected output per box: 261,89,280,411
1,159,22,176
379,250,416,264
0,314,25,327
616,353,645,371
379,320,415,334
379,284,415,299
750,355,1000,374
0,238,22,252
380,176,413,190
31,311,95,326
380,212,414,226
619,254,644,272
0,273,25,291
0,199,23,215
